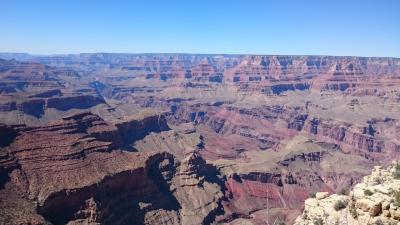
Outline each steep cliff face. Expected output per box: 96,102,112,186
294,164,400,225
303,118,383,153
0,124,18,147
301,116,400,164
0,112,227,225
115,114,170,146
1,54,400,225
0,95,106,118
37,152,182,225
0,125,20,188
170,152,225,225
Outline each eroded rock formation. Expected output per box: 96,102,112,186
1,53,400,224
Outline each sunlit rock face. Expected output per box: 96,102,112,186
294,164,400,225
0,53,400,224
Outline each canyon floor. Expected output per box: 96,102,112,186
0,53,400,225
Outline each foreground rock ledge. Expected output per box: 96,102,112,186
294,164,400,225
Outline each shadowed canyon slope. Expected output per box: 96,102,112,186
0,53,400,225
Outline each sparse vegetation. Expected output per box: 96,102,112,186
364,189,374,196
373,176,383,184
333,200,347,211
339,188,348,195
394,163,400,179
302,210,308,220
275,220,286,225
313,217,324,225
394,190,400,207
349,203,358,219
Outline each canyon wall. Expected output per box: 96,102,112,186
0,54,400,224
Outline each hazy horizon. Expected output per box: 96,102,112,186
2,52,400,59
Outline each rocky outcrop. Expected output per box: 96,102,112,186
37,152,182,225
170,152,225,225
294,164,400,225
0,112,227,225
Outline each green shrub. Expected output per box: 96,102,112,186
302,210,308,220
364,189,374,196
349,203,358,219
394,190,400,207
333,200,347,211
310,192,316,198
313,218,324,225
339,188,348,195
373,176,383,184
276,221,286,225
394,163,400,179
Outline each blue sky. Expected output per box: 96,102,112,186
1,0,399,57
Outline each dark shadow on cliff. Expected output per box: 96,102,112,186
115,115,170,150
0,125,18,147
0,170,11,190
146,152,181,210
38,153,181,225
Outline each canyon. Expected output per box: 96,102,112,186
0,53,400,225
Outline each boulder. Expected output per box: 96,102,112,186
316,192,330,200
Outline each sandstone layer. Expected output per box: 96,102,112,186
0,53,400,224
